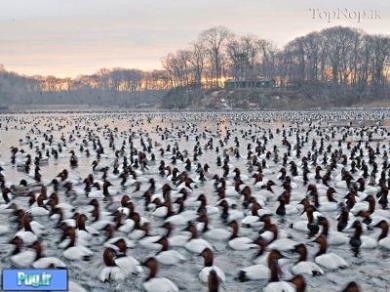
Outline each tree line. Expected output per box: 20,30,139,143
0,25,389,107
162,26,390,96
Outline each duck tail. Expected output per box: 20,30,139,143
237,271,248,282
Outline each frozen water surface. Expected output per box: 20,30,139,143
0,110,390,291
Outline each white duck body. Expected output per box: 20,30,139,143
32,257,67,269
168,234,191,247
263,281,296,292
185,238,213,254
88,189,104,199
138,236,163,250
115,255,143,275
267,238,299,252
155,250,186,265
360,235,378,249
379,237,390,250
128,228,150,240
201,226,231,241
199,266,225,283
326,231,349,245
315,253,348,270
228,237,256,251
253,190,274,203
104,237,135,249
10,249,36,268
0,202,15,214
241,215,261,227
318,201,339,212
98,266,126,282
152,206,168,218
63,246,93,261
291,261,324,276
118,219,136,233
239,264,270,280
289,220,308,232
253,252,290,267
15,230,38,245
0,224,9,235
164,211,198,226
226,209,244,222
143,277,179,292
28,206,49,216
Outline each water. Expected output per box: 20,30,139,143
0,110,390,291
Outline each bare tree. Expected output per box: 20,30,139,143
189,41,206,87
256,39,278,79
370,35,390,90
199,26,232,85
302,32,323,81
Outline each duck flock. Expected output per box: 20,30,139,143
1,110,390,291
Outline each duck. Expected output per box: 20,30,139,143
102,224,135,249
350,220,377,251
115,210,137,234
197,212,231,241
142,257,179,292
313,235,349,270
356,177,381,197
240,200,266,227
92,160,109,173
154,236,187,265
30,241,67,269
375,220,390,250
258,217,297,251
275,193,299,216
62,227,93,261
75,214,99,245
263,275,306,292
9,237,37,268
15,214,39,245
337,207,354,232
349,195,376,216
0,187,13,205
27,194,49,216
10,240,66,269
290,202,320,238
218,199,244,223
161,222,190,247
228,220,257,250
164,197,198,225
198,248,225,283
290,243,323,276
108,238,143,275
136,223,163,250
9,179,30,196
238,249,284,282
317,216,348,245
184,222,213,254
253,180,276,201
317,187,339,212
98,248,127,282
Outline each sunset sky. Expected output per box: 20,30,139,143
1,0,389,78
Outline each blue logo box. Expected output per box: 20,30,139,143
2,269,68,291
